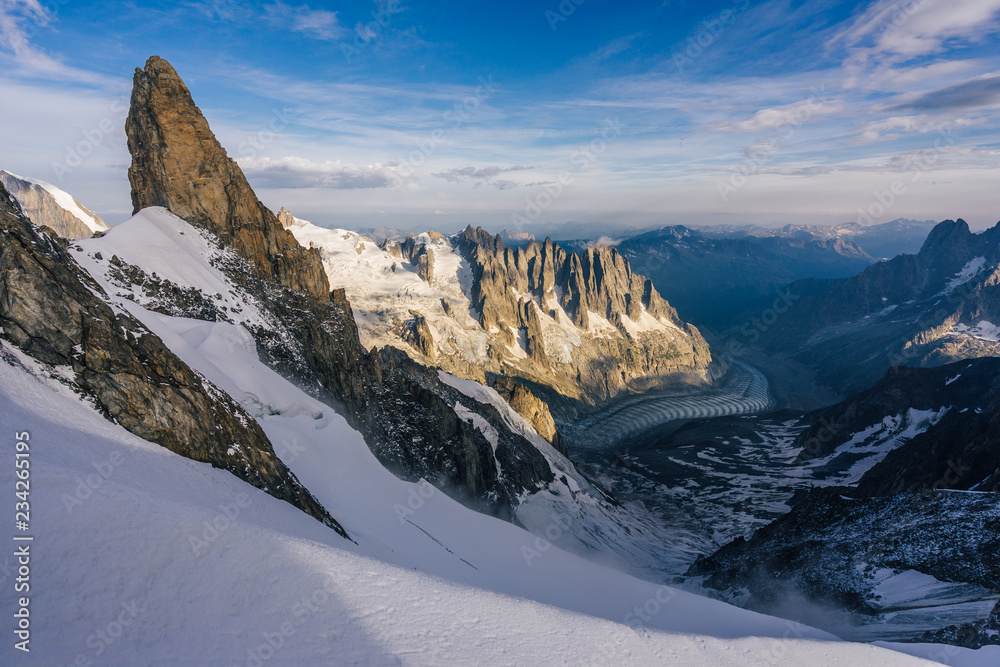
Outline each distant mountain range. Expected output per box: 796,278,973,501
690,218,940,260
616,225,874,325
728,219,1000,403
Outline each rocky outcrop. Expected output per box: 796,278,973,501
0,170,108,239
452,226,716,406
400,234,442,283
916,599,1000,649
120,56,564,519
457,226,679,332
793,358,1000,495
0,180,345,536
126,56,328,300
688,490,1000,635
276,206,296,228
490,376,565,454
402,313,437,360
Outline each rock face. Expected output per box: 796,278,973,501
276,206,296,228
286,221,719,419
490,376,565,454
454,226,716,406
400,235,436,283
0,170,108,239
458,226,677,332
0,180,344,536
126,56,328,300
793,358,1000,495
120,56,565,519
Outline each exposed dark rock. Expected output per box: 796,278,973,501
0,180,345,536
793,358,1000,495
688,491,1000,625
915,599,1000,648
400,235,438,283
691,357,1000,644
403,313,437,360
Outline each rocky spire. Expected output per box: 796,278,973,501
276,206,296,228
126,56,328,299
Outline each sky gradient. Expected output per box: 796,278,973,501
1,0,999,235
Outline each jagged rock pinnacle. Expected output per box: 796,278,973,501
126,55,329,299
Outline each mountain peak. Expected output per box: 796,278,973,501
918,218,972,256
126,55,329,299
0,169,108,238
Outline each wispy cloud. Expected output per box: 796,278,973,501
431,165,534,189
833,0,1000,88
237,156,409,189
893,72,1000,111
853,114,975,143
263,2,344,41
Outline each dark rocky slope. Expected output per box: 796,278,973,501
0,180,344,536
618,225,873,326
689,358,1000,644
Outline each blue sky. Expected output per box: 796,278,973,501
1,0,999,235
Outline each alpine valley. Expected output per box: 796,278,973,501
1,53,997,667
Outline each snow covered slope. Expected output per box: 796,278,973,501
3,337,989,666
66,207,709,578
4,207,987,663
289,220,494,367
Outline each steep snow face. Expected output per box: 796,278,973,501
73,206,269,327
1,344,971,665
940,257,987,295
1,169,108,233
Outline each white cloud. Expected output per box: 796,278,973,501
834,0,1000,88
237,156,410,189
853,114,975,143
263,3,344,41
718,96,843,133
431,165,534,189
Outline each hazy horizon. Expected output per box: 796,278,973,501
2,0,999,234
